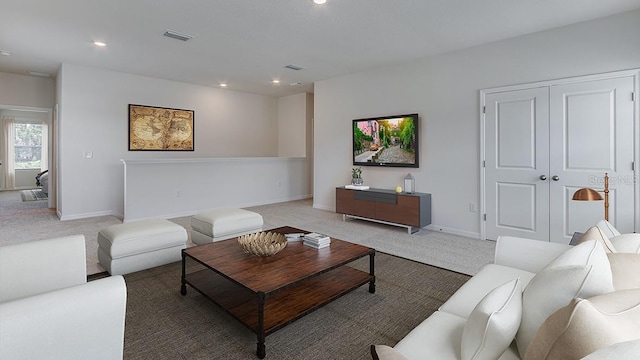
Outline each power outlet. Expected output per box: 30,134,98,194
469,203,477,212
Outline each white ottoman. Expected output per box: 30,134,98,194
97,219,187,275
191,208,263,245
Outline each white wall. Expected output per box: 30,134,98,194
57,64,281,220
0,72,54,108
122,157,310,222
277,93,308,157
313,9,640,239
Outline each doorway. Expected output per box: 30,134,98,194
481,70,638,243
0,106,54,209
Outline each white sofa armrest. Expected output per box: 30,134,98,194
0,235,87,302
495,236,571,273
0,275,127,360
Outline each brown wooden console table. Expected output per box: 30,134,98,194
180,226,375,358
336,187,432,233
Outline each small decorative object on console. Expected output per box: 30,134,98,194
237,231,287,256
352,167,363,185
404,173,415,194
395,185,402,193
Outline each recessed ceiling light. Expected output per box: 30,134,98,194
0,50,10,56
220,83,227,87
272,80,280,84
313,0,327,4
93,41,107,47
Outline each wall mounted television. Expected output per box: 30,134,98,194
352,113,419,168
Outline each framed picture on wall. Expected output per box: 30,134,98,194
128,104,194,151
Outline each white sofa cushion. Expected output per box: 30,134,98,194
394,311,466,360
461,278,522,360
440,264,535,319
582,339,640,360
371,345,408,360
523,289,640,360
516,239,614,356
494,236,571,273
0,235,87,303
0,275,127,360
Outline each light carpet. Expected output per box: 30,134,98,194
0,191,495,276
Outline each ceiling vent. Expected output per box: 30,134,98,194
163,30,193,42
284,64,304,71
28,71,50,78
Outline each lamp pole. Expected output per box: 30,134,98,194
604,173,609,221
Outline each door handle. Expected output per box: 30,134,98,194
539,175,547,180
552,175,560,181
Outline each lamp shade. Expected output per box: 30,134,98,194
572,188,603,201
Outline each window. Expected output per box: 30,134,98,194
14,123,43,169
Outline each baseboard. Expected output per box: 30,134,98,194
313,202,334,212
59,210,114,221
424,224,481,240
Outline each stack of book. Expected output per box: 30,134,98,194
303,232,331,249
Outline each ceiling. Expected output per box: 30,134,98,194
1,0,640,98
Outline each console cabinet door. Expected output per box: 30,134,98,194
336,188,354,215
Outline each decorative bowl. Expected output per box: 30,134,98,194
237,231,287,257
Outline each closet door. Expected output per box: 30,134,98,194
548,77,635,242
484,88,550,241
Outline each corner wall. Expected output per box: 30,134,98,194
313,9,640,239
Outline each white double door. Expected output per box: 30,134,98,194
484,75,636,243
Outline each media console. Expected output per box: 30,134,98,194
335,187,431,234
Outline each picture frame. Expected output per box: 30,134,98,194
128,104,194,151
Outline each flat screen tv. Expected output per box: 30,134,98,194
352,113,419,168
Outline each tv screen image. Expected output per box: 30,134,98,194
352,113,419,168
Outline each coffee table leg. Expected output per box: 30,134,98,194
369,251,376,294
256,292,266,359
180,250,187,296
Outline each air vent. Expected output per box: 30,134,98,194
163,30,193,42
28,71,50,78
284,64,304,71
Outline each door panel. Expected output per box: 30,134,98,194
549,77,635,243
485,88,550,240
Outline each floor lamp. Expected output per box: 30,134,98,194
572,173,609,221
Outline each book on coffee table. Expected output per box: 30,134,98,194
303,232,331,249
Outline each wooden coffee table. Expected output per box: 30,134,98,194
180,226,375,358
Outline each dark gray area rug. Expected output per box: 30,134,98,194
122,252,470,360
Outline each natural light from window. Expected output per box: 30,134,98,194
14,123,42,169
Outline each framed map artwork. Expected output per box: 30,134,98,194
128,104,194,151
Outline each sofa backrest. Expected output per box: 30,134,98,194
495,236,571,273
0,235,87,302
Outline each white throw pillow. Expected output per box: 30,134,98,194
610,233,640,253
579,226,616,253
516,240,614,357
595,219,621,239
461,278,522,360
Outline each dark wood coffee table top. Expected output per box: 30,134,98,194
180,226,375,358
182,226,373,294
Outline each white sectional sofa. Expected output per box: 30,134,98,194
0,235,127,360
372,227,640,360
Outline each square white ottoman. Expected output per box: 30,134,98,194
191,208,263,245
97,219,187,275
